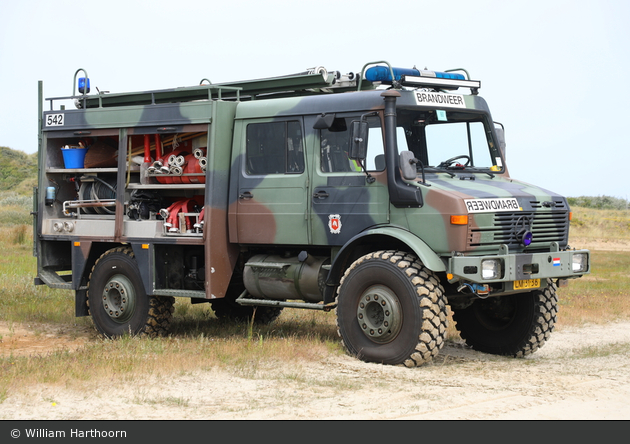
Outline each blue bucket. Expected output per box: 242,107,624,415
61,147,88,169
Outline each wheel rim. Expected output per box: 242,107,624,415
356,285,402,344
101,274,137,323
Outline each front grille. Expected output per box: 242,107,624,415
529,199,567,210
468,210,569,249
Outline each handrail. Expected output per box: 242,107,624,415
357,61,394,91
445,68,471,80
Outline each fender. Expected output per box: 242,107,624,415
323,226,446,304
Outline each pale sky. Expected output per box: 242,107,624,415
1,0,628,199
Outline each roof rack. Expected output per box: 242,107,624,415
47,67,375,110
47,61,480,111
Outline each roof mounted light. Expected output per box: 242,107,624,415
365,66,466,83
403,75,480,90
364,65,480,91
78,77,90,94
72,68,90,96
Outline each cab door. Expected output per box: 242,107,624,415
309,113,390,246
231,118,309,245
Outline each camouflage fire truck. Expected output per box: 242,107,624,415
33,62,590,367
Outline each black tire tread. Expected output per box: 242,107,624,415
87,246,174,338
336,250,448,367
453,280,558,357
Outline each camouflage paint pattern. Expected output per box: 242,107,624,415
35,68,589,308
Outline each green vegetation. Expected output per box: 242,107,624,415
568,195,629,210
0,146,38,227
0,193,33,226
0,146,38,196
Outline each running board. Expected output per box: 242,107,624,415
35,268,86,290
152,289,206,298
236,291,336,312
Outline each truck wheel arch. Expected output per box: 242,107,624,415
73,241,129,316
324,227,446,304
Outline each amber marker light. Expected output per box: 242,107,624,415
450,215,468,225
569,212,573,221
74,241,80,247
142,244,150,249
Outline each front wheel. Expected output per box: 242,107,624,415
452,280,558,357
336,250,448,367
87,247,174,338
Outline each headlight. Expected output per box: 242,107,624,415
572,253,588,273
481,259,502,280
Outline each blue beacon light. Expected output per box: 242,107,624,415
365,66,466,83
78,77,90,94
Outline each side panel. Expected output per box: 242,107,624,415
229,117,310,245
204,101,239,298
308,113,389,246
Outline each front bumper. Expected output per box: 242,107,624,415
448,243,590,284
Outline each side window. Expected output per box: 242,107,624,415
320,116,384,173
286,121,304,173
246,121,304,175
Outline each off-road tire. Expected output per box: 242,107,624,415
336,250,448,367
87,247,174,338
452,279,558,357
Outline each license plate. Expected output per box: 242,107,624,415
513,279,541,290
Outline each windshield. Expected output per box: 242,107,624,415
396,109,503,171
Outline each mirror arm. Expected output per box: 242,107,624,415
358,158,376,184
409,157,430,187
355,111,378,183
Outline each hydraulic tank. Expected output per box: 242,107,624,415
243,253,329,302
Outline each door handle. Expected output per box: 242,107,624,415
239,191,253,199
313,190,329,199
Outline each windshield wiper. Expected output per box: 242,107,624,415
430,167,456,178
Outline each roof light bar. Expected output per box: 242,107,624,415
364,65,480,90
403,75,481,90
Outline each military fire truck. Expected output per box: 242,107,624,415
33,62,590,367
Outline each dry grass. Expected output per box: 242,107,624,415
0,306,345,399
570,207,630,244
556,250,630,327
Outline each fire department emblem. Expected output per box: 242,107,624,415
328,214,342,234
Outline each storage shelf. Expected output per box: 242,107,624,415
46,168,119,173
127,184,205,190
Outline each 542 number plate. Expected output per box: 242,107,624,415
45,114,64,127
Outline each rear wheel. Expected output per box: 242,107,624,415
87,247,174,337
452,280,558,357
336,250,448,367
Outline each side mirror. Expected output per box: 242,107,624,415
349,120,368,160
399,151,418,180
494,122,506,157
